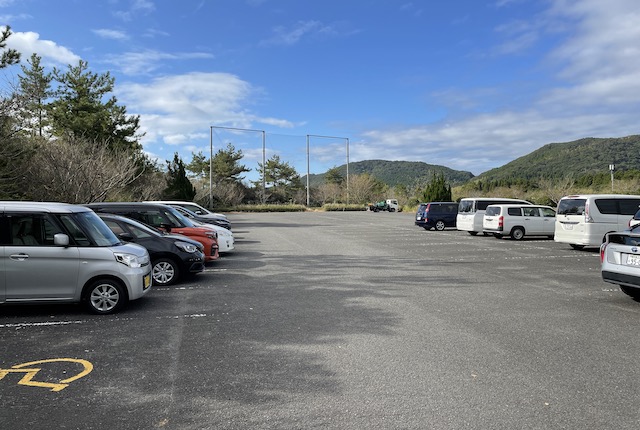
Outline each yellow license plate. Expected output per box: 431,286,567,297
143,273,152,289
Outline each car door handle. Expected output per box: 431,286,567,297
10,253,30,261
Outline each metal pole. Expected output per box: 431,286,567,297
306,135,310,206
209,126,213,209
346,138,350,205
262,131,266,204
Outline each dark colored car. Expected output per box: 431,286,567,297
86,203,219,263
415,202,458,231
98,214,205,286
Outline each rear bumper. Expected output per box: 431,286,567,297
602,270,640,288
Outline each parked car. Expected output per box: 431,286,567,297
1,201,152,314
98,214,205,286
483,204,556,240
555,194,640,249
457,197,532,235
415,202,458,231
147,200,231,229
170,206,235,253
601,229,640,300
85,203,219,262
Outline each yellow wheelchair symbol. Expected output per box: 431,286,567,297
0,358,93,392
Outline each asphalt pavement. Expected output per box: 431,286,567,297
1,211,639,429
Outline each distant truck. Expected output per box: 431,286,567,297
368,199,400,212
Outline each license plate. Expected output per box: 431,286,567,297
416,216,420,220
627,254,640,266
143,273,152,289
564,224,573,230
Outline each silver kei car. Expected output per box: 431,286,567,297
601,229,640,300
1,201,152,314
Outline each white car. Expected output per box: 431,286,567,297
146,200,227,220
483,204,556,240
190,219,235,253
601,230,640,300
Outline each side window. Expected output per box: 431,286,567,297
104,220,126,236
507,208,522,216
140,210,166,228
594,199,618,215
59,214,91,246
8,213,63,246
523,207,540,217
541,208,556,217
618,199,640,216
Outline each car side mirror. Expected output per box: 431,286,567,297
53,233,70,247
118,232,134,242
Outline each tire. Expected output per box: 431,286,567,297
85,279,126,315
620,286,640,301
152,258,180,286
468,231,478,236
570,244,585,250
435,220,446,231
510,227,525,240
493,233,503,239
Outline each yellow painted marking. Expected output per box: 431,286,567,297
0,358,93,392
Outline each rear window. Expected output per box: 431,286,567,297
557,198,586,215
485,207,501,216
458,200,474,213
608,233,640,246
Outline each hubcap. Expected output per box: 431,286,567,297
90,284,119,312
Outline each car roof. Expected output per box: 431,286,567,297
0,201,92,213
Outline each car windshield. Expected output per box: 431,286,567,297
163,206,196,227
67,211,120,247
113,216,163,237
557,198,586,215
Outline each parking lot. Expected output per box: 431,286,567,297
1,211,639,429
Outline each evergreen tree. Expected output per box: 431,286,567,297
163,153,196,200
186,151,209,179
212,143,250,183
0,26,20,68
49,60,142,152
325,166,344,185
17,53,52,137
257,154,303,203
420,173,452,202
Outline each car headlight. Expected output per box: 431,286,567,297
114,252,142,268
206,232,217,239
175,241,199,253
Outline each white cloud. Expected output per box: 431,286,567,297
103,49,214,75
117,72,292,156
92,28,129,41
6,30,81,66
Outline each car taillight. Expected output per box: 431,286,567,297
600,243,606,263
498,216,504,229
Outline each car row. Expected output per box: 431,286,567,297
416,194,640,301
0,200,234,315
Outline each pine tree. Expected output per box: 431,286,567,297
163,153,196,200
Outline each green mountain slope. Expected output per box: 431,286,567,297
308,160,474,187
476,135,640,182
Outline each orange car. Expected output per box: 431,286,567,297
85,203,219,262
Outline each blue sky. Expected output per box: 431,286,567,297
2,0,639,180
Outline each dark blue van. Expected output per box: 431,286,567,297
415,202,458,231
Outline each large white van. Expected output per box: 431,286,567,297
1,202,152,314
555,194,640,249
457,197,532,235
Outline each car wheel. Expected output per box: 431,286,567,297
85,279,126,315
152,258,180,286
468,231,478,236
620,286,640,301
570,244,585,250
435,220,446,231
510,227,525,240
493,233,503,239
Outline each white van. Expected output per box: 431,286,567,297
457,197,532,235
1,202,152,314
555,194,640,249
483,204,556,240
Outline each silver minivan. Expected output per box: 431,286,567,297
1,202,152,314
